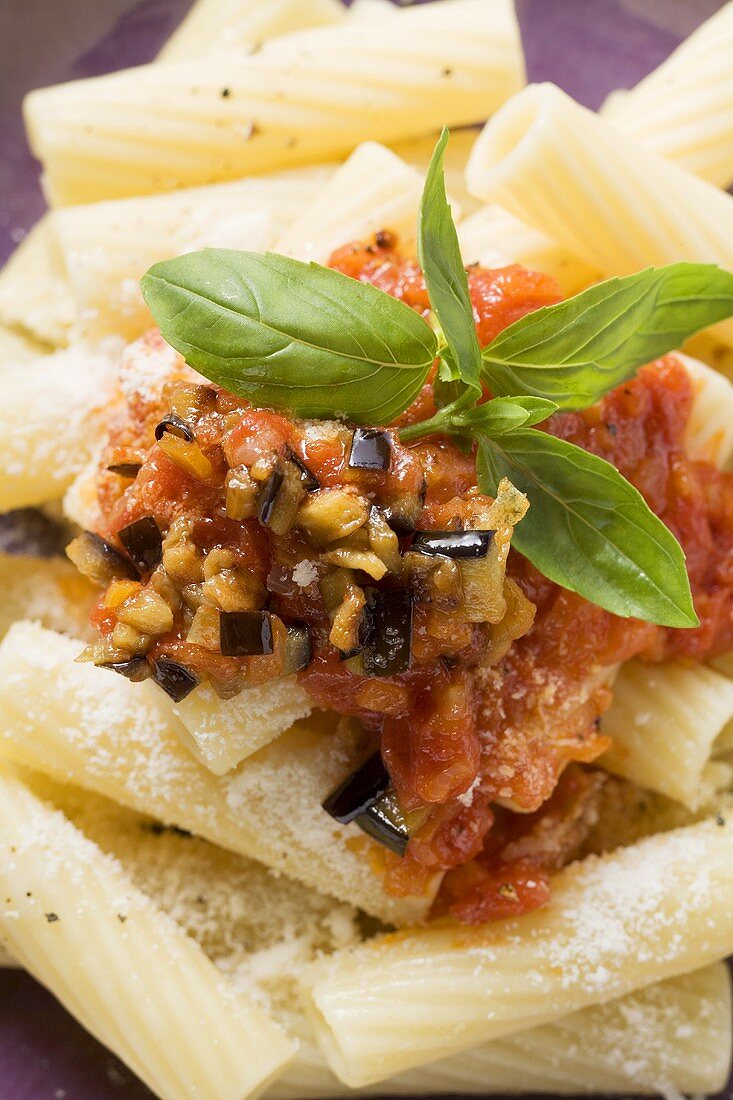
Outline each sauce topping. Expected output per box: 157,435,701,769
75,233,733,923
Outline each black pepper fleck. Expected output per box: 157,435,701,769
606,422,618,436
117,914,128,923
45,913,60,923
442,66,453,76
221,87,231,98
717,812,726,827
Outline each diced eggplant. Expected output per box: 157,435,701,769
118,516,163,574
322,751,390,823
356,789,410,857
219,610,274,657
151,657,199,702
257,467,285,527
412,529,494,559
282,623,312,674
348,428,392,472
106,462,142,478
66,531,138,585
154,413,194,442
98,655,151,683
383,478,427,535
286,447,320,492
361,588,413,677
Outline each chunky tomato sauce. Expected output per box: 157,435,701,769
80,232,733,925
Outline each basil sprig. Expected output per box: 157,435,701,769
139,132,733,628
141,249,437,423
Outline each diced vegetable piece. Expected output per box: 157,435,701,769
355,788,410,857
282,623,312,674
118,516,163,574
117,587,174,635
383,481,426,535
257,460,305,535
329,582,367,656
154,413,194,442
106,462,142,478
66,531,138,585
219,610,274,657
362,588,413,677
157,432,215,481
368,507,401,573
322,751,390,824
287,447,320,492
297,489,369,545
412,529,494,559
98,655,151,683
225,466,258,520
257,467,285,527
151,657,199,702
348,428,392,471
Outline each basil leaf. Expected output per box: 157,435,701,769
476,429,698,628
141,249,438,423
455,396,558,436
418,129,482,391
482,264,733,410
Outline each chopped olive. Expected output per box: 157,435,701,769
356,789,410,857
412,529,494,559
220,610,274,657
361,588,413,677
118,516,163,574
281,623,312,674
286,447,320,492
151,657,199,702
348,428,392,471
257,468,285,527
66,531,138,585
106,462,142,478
322,752,390,823
154,414,194,442
98,655,151,683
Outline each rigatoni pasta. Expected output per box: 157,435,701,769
0,215,77,348
158,0,345,61
466,82,733,343
303,816,733,1086
0,766,295,1100
601,2,733,188
0,622,435,925
25,0,524,205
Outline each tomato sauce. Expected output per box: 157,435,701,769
85,233,733,924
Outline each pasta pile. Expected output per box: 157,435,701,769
2,1,733,1098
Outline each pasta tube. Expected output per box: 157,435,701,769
466,83,733,343
391,128,482,219
0,342,118,512
0,216,76,347
0,553,96,642
272,964,731,1098
601,2,733,187
277,143,425,262
53,165,333,340
678,351,733,466
25,0,524,205
0,766,294,1100
159,0,344,61
599,659,733,808
303,816,733,1085
0,622,434,925
0,323,46,367
457,203,599,295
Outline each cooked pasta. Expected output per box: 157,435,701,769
53,165,333,339
678,351,733,466
172,677,312,775
0,766,295,1100
303,816,733,1086
25,0,524,205
277,143,425,263
466,82,733,343
457,203,599,295
601,2,733,188
0,323,46,367
0,215,76,348
391,128,482,218
599,659,733,808
0,553,96,642
0,342,118,511
0,622,434,925
158,0,344,62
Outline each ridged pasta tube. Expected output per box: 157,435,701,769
303,816,733,1086
0,215,76,347
466,83,733,343
0,622,434,925
25,0,524,205
159,0,344,61
0,767,295,1100
601,2,733,188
